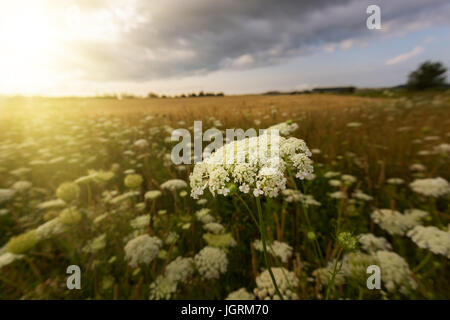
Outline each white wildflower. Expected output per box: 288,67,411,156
358,233,392,253
253,240,293,263
145,190,162,200
387,178,404,185
266,121,299,136
352,190,373,201
194,246,228,280
161,179,188,191
149,275,178,300
83,234,107,253
0,189,16,203
203,222,225,234
226,288,255,300
165,257,195,282
130,215,150,229
254,267,298,300
189,134,313,199
376,251,417,294
407,226,450,259
371,209,427,236
409,177,450,197
124,235,162,268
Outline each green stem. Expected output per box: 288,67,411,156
429,197,443,227
325,248,343,300
256,196,284,300
236,193,259,227
335,199,344,236
413,251,433,273
286,167,324,265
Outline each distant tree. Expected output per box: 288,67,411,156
147,92,159,98
198,91,205,97
216,92,224,97
407,61,447,90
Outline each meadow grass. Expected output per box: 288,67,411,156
0,93,449,299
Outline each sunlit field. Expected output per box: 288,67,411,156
0,93,449,300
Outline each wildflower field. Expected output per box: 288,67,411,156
0,93,449,300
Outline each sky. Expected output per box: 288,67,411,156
0,0,449,96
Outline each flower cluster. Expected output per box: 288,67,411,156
226,288,255,300
194,246,228,280
357,233,392,253
253,267,298,300
375,250,417,294
407,226,450,259
124,235,162,268
161,179,188,191
253,240,293,263
409,177,450,197
149,275,178,300
371,209,428,236
190,134,313,198
165,257,195,282
266,121,299,136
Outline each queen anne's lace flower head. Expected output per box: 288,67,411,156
195,208,215,224
253,240,293,263
145,190,162,200
12,181,32,193
165,257,195,282
203,222,225,234
134,139,149,149
376,251,417,294
282,189,321,207
226,288,255,300
341,251,378,280
352,190,373,201
371,209,427,236
409,177,450,197
83,234,107,253
357,233,392,253
194,246,228,280
35,218,65,240
253,267,298,300
161,179,188,191
190,134,313,199
124,235,162,268
407,226,450,259
313,260,346,287
149,275,178,300
0,189,16,204
130,215,150,229
266,121,299,136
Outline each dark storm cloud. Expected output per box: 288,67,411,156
63,0,450,81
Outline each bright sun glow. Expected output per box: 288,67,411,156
0,1,123,95
0,2,60,94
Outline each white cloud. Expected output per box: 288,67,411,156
385,46,424,65
231,54,255,68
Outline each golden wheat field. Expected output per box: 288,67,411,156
0,93,449,300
